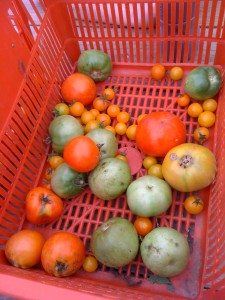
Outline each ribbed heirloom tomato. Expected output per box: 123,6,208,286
63,136,100,173
136,112,186,157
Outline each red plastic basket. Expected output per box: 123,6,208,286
1,1,225,299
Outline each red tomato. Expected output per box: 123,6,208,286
41,232,85,277
136,112,186,157
63,136,100,173
25,187,64,225
5,230,45,269
61,73,96,106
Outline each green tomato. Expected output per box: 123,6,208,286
184,66,222,100
77,50,112,82
50,163,86,199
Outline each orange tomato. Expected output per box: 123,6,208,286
105,125,116,135
177,94,191,107
69,101,85,117
107,105,121,118
102,88,116,101
84,120,100,133
82,256,98,273
96,113,111,127
143,156,158,169
89,108,100,119
115,123,127,135
80,111,95,125
193,127,210,144
169,66,183,80
137,113,147,124
134,217,153,236
54,103,70,116
151,64,166,80
147,164,163,179
44,168,53,180
93,97,109,112
126,124,137,140
198,111,216,128
117,111,130,124
187,103,203,118
184,195,204,215
202,99,217,112
48,155,64,170
116,154,128,162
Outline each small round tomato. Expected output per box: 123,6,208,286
93,97,109,112
142,156,158,169
48,155,64,170
107,105,121,118
202,99,217,112
69,101,85,117
82,256,98,272
147,164,163,179
169,66,183,81
63,136,100,173
177,94,190,107
187,103,203,118
84,120,100,133
151,64,166,80
80,111,95,125
193,127,210,144
89,108,100,119
105,125,116,135
5,230,45,269
41,232,85,277
115,122,127,135
134,217,153,236
44,168,53,180
126,124,137,140
198,111,216,128
117,111,130,123
25,187,64,225
54,103,70,116
184,195,204,215
102,88,116,101
96,113,111,127
116,154,128,162
137,113,147,124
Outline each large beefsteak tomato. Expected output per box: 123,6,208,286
136,112,186,157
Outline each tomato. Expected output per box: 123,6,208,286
89,108,100,119
115,122,127,135
162,143,217,192
48,155,64,170
107,104,120,118
151,64,166,80
54,103,70,116
198,111,216,128
48,115,84,154
82,256,98,272
193,127,210,144
184,195,204,215
61,73,96,105
84,120,100,133
187,102,203,118
177,94,190,107
143,156,158,169
137,113,147,124
147,164,163,179
126,124,137,140
81,111,95,125
63,136,100,173
51,163,87,199
202,99,217,112
117,111,130,123
44,168,53,181
25,187,63,225
93,97,109,112
169,66,183,80
69,101,85,117
41,232,85,277
105,125,116,135
136,112,186,157
184,66,222,100
134,217,153,236
77,49,112,82
96,113,111,127
5,230,45,269
115,154,128,163
102,88,116,100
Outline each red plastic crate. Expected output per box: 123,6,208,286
0,1,225,299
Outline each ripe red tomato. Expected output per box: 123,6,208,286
5,230,45,269
41,232,85,277
136,112,186,157
25,187,64,225
63,136,100,173
134,217,153,236
61,73,97,105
